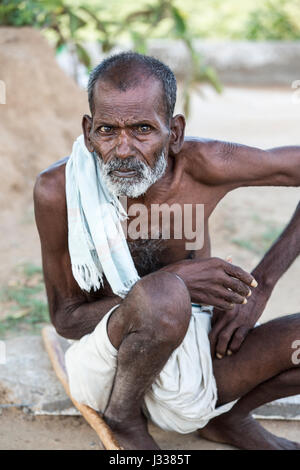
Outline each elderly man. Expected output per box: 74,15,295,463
34,52,300,450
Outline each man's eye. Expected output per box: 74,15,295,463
99,126,113,133
137,124,151,133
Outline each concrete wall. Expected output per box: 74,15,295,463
148,40,300,86
79,39,300,87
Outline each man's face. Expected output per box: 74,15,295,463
84,77,172,198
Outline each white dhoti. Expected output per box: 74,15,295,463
65,304,237,434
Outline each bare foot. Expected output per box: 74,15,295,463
198,414,300,450
103,412,160,450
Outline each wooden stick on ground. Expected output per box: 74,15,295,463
42,325,122,450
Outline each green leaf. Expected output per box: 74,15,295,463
125,9,153,24
75,43,91,68
171,5,186,35
67,10,86,37
79,5,108,33
200,65,223,93
100,39,114,53
55,42,65,54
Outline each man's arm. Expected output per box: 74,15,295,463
33,168,122,340
191,138,300,189
251,200,300,288
210,201,300,359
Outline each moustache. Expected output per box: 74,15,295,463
103,157,147,173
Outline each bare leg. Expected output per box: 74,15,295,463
212,313,300,403
103,271,191,450
198,368,300,449
199,314,300,450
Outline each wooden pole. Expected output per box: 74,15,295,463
42,325,122,450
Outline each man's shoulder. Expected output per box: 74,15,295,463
33,156,69,210
181,137,227,184
182,136,225,159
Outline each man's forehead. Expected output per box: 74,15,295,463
92,77,166,121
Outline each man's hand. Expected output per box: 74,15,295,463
209,286,270,359
162,257,257,310
209,200,300,360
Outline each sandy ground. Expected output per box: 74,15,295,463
1,84,299,449
1,407,300,450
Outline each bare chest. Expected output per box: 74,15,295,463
86,175,222,299
123,196,211,276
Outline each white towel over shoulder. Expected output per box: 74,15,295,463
65,135,140,298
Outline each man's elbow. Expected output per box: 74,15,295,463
54,321,71,340
51,307,78,340
279,171,300,187
269,164,300,187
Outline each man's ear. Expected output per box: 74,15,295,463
169,114,186,155
82,114,94,152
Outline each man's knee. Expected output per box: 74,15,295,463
110,271,191,349
134,270,190,311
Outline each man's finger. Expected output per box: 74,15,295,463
224,262,258,288
219,287,248,305
223,276,252,298
209,315,232,358
201,294,235,311
214,322,238,359
209,323,223,357
211,307,222,327
228,326,250,354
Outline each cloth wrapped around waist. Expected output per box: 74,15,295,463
142,303,237,433
65,303,237,434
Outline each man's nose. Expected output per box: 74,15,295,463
115,130,133,159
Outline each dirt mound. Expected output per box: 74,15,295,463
0,27,89,211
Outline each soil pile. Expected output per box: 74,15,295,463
0,27,89,210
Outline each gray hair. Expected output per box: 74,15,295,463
87,52,177,121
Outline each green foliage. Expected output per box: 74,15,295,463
0,0,223,115
2,1,300,114
245,0,300,40
0,0,45,26
0,263,49,338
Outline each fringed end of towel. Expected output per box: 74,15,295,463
116,276,140,299
71,263,140,297
111,198,129,222
71,263,104,293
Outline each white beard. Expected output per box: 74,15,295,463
96,151,167,198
